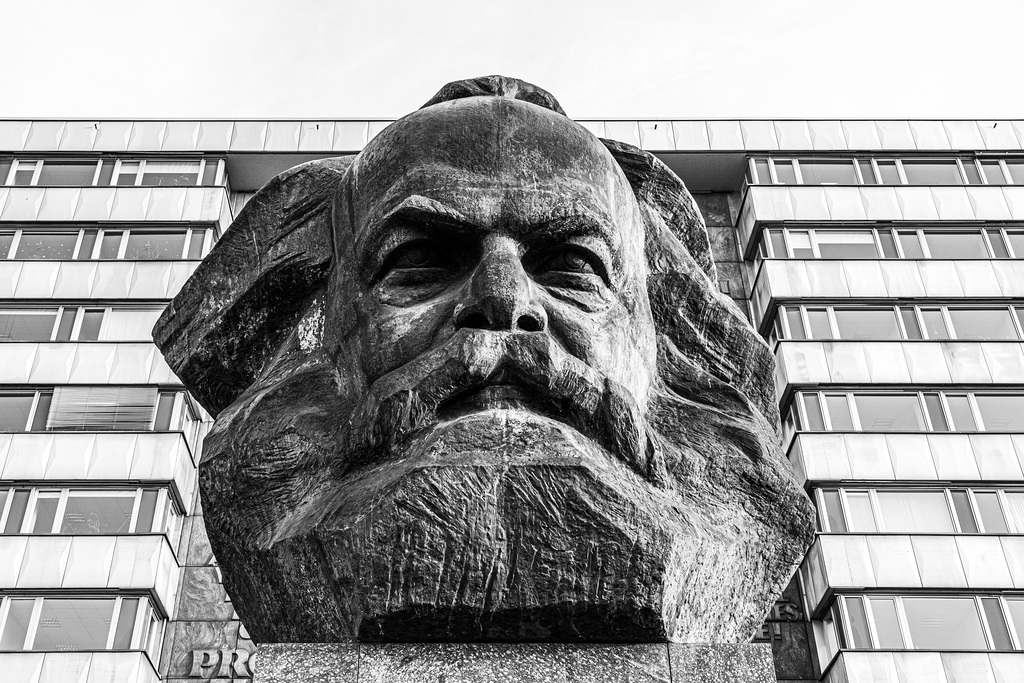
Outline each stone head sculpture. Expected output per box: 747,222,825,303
155,76,814,643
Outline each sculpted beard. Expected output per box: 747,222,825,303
339,327,668,486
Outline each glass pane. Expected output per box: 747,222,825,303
898,231,925,259
982,598,1013,651
788,231,813,258
976,395,1024,431
947,309,1017,340
1005,492,1024,532
902,160,964,185
902,597,986,649
14,232,78,260
814,231,879,259
924,232,990,259
77,309,104,341
951,490,980,533
99,231,122,259
1007,161,1024,184
924,393,949,431
773,160,797,184
768,229,787,258
201,160,220,186
987,230,1010,259
1007,232,1024,258
974,492,1009,533
802,394,825,431
962,160,983,185
1007,599,1024,641
187,230,206,259
153,393,176,431
115,162,139,186
921,309,949,339
844,492,877,532
113,598,139,649
798,159,859,185
825,394,855,431
900,308,923,339
35,161,96,186
30,392,51,431
844,597,872,648
55,308,76,341
136,490,159,533
822,490,847,532
0,393,33,431
854,394,927,431
858,160,877,185
60,492,135,534
868,598,905,648
13,169,35,185
4,489,30,533
754,159,771,184
806,309,832,339
833,308,900,340
982,161,1007,185
32,492,59,533
876,490,954,532
32,598,113,650
878,230,898,258
0,309,57,341
0,232,13,258
77,230,97,260
96,161,113,187
139,161,200,187
876,160,901,185
0,598,34,649
123,232,186,260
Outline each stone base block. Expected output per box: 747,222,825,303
253,642,775,683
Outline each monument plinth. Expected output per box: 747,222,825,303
154,75,813,681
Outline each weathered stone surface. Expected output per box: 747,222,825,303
155,76,814,644
253,643,774,682
670,644,775,683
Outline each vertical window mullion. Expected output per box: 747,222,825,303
1001,596,1023,650
70,230,85,260
826,307,840,339
847,393,862,430
51,488,69,534
116,231,130,259
24,391,42,432
48,307,63,342
30,161,43,186
24,598,43,650
917,229,932,259
90,160,102,186
69,307,85,341
943,488,965,533
940,307,957,340
135,160,146,186
967,393,985,431
866,489,882,532
128,489,143,533
792,159,804,185
966,490,987,533
977,596,999,650
20,489,39,533
8,230,23,260
0,487,13,531
999,160,1012,186
214,159,225,186
895,160,909,185
894,597,914,649
862,595,881,649
106,596,122,650
197,159,206,188
808,230,822,259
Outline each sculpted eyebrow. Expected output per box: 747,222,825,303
358,196,475,278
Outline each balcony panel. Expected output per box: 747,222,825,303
790,433,1024,487
823,651,1024,683
800,534,1024,614
752,259,1024,329
0,343,176,386
776,341,1024,399
0,186,230,231
0,652,159,683
0,261,200,300
0,432,196,504
739,185,1024,256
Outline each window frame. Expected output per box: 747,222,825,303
0,486,179,536
0,594,160,652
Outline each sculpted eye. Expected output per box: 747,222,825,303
533,246,602,277
387,241,450,270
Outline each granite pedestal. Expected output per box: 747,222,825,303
253,642,776,683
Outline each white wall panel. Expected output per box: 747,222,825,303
706,121,743,150
840,121,881,150
930,186,974,219
58,122,100,152
39,651,91,683
265,121,301,152
298,122,334,151
92,121,133,152
790,186,830,220
0,261,199,300
908,120,950,149
638,121,674,150
956,536,1012,588
333,121,368,151
230,121,268,151
605,121,641,148
808,121,847,150
23,122,66,151
126,122,166,151
774,121,813,150
874,120,916,149
366,121,392,143
161,121,201,151
979,120,1022,150
18,536,72,588
0,343,177,385
0,121,32,151
823,187,867,220
792,433,1024,486
943,120,985,150
196,121,233,151
739,121,779,150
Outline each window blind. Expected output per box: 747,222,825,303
46,386,157,431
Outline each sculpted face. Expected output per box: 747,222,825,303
155,77,815,644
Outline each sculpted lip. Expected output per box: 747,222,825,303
437,383,554,419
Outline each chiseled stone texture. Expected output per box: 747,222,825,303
156,75,814,644
255,643,774,683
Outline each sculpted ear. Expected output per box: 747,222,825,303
153,157,354,416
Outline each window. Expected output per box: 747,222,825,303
0,486,181,537
3,157,224,188
813,231,879,259
0,595,161,655
0,306,161,342
922,231,990,259
773,305,1024,341
817,487,1024,534
46,386,158,431
975,395,1024,431
946,308,1018,340
0,225,210,261
832,308,901,340
0,391,44,431
854,394,926,431
748,155,1024,186
825,595,1023,655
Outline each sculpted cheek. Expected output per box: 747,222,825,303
362,300,456,378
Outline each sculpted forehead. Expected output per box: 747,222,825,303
347,97,638,238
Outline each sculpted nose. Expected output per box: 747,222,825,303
455,244,547,333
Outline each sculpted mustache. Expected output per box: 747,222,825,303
341,329,667,486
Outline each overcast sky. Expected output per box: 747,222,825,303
3,0,1022,120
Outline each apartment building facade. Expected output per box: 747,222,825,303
0,117,1022,683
